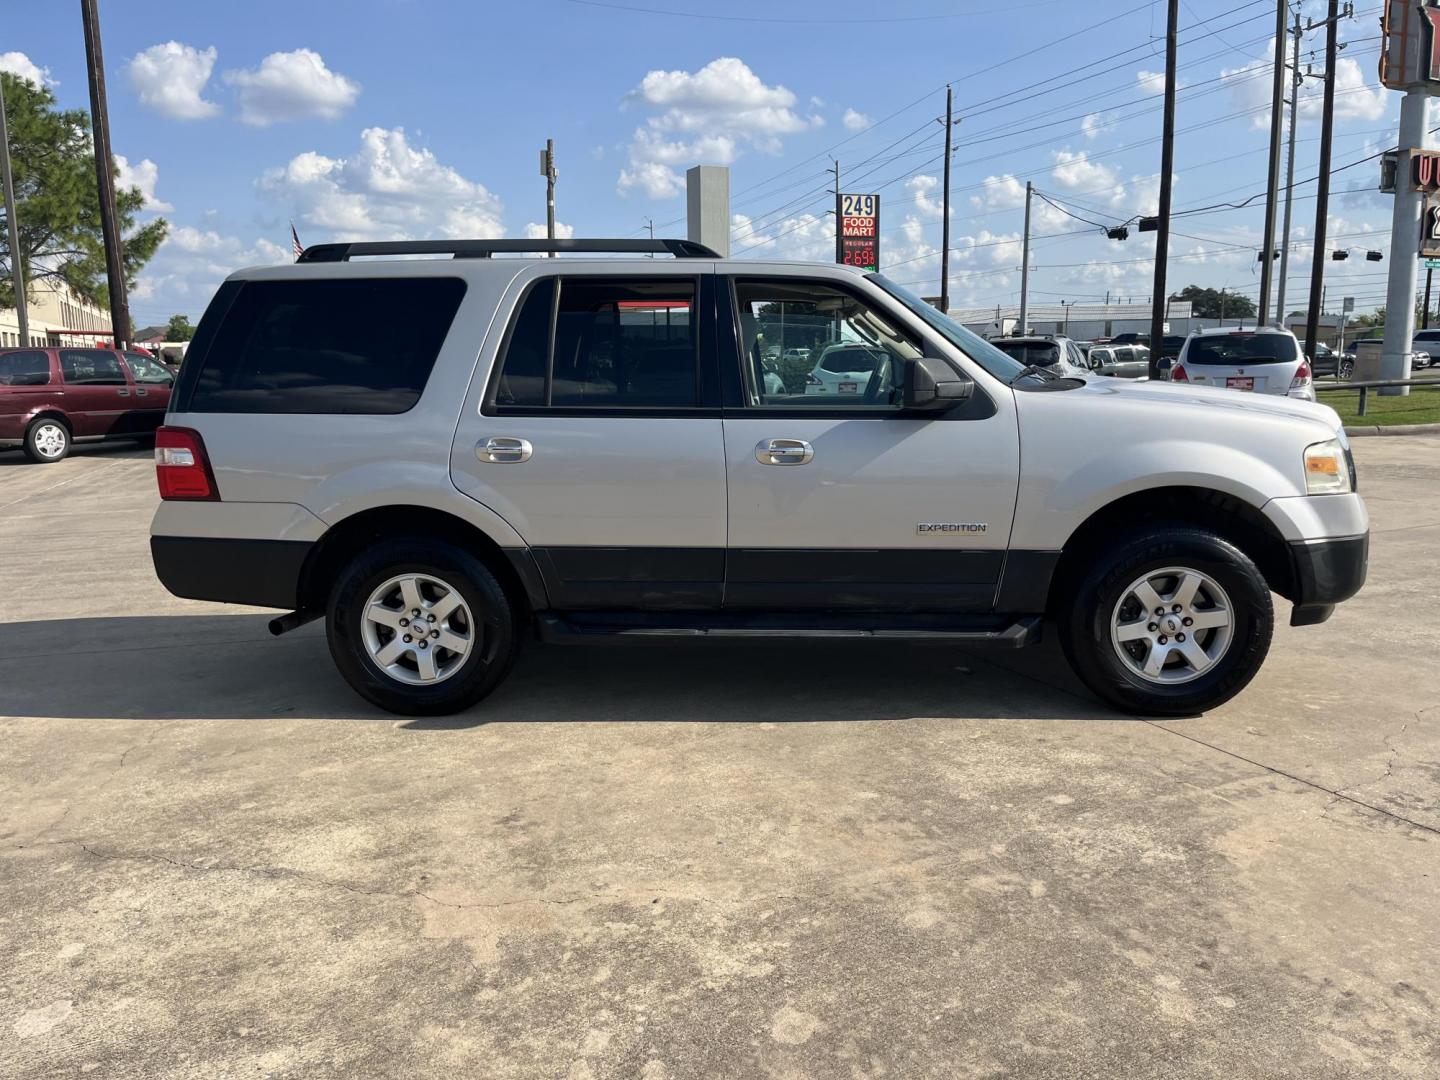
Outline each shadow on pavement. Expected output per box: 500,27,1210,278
0,612,1114,726
0,442,153,468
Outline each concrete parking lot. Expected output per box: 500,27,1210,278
2,437,1437,1079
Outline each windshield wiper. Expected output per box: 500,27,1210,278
1009,363,1060,385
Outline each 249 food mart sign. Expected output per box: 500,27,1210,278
837,193,880,271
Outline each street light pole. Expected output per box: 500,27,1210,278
1303,0,1340,365
1257,0,1287,327
1148,0,1179,376
0,75,29,347
1275,9,1302,327
1018,180,1032,334
80,0,131,348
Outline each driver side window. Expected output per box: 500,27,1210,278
733,278,920,409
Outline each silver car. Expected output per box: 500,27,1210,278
1169,326,1315,402
988,335,1090,377
1085,344,1149,379
149,237,1367,719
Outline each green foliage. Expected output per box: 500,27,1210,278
0,72,166,323
1170,285,1257,320
165,314,194,341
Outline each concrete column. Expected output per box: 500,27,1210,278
1380,90,1429,395
686,166,730,258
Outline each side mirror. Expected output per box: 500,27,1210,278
903,350,973,410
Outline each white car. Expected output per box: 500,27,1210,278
149,237,1367,719
987,336,1091,378
804,343,887,395
1169,326,1314,401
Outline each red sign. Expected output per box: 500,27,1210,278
1412,149,1440,191
837,193,880,272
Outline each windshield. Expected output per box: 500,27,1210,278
1185,333,1298,366
991,341,1061,367
867,273,1026,380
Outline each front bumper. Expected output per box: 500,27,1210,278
1287,533,1368,626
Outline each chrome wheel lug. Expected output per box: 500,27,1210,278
1176,633,1186,642
399,617,409,627
412,609,421,617
1147,623,1158,632
1155,607,1164,616
430,629,439,638
1158,635,1168,644
426,614,436,623
1182,617,1193,627
1172,604,1182,613
402,634,412,643
418,640,428,649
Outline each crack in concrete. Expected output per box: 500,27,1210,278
50,840,810,912
23,720,167,846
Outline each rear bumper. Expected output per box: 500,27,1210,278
1287,533,1368,626
151,536,313,610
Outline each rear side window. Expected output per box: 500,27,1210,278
60,349,126,385
1185,334,1298,366
0,350,51,386
492,277,698,409
189,278,466,413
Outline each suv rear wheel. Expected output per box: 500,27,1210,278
326,538,519,715
1058,527,1273,716
24,418,70,463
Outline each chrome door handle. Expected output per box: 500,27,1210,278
135,388,148,396
477,436,533,463
116,388,130,397
755,438,813,466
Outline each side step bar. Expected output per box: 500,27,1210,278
536,613,1041,648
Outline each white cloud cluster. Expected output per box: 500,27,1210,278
0,51,53,87
225,49,360,126
524,221,575,239
260,126,505,241
842,108,871,132
113,155,172,212
1135,70,1168,96
1222,42,1388,127
618,57,818,199
127,42,219,120
731,211,834,261
132,227,289,309
1050,149,1125,204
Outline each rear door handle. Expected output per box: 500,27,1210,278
477,436,533,463
755,438,814,466
135,388,148,397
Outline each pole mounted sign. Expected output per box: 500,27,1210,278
1381,0,1440,88
836,193,880,272
1422,194,1440,258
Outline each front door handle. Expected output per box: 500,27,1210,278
116,388,130,397
135,388,148,397
477,436,533,463
755,438,813,466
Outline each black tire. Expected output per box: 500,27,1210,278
325,537,520,716
23,417,70,463
1057,527,1273,717
1338,359,1353,381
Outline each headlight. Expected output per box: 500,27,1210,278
1304,438,1352,495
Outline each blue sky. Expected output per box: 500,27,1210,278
1,0,1403,326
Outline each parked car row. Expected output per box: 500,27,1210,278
0,346,175,462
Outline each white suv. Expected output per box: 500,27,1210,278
1168,326,1315,400
150,238,1368,717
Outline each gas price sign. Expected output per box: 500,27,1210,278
837,193,880,272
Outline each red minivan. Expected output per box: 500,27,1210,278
0,346,174,463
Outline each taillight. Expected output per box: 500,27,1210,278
155,425,219,500
1290,360,1312,389
805,372,824,386
1170,364,1188,382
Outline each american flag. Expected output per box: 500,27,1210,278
290,222,304,260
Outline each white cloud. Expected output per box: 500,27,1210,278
1136,70,1168,96
842,108,871,132
225,49,360,126
1223,43,1387,129
731,211,834,261
127,42,219,120
1081,111,1116,139
113,155,173,212
1050,149,1124,204
907,175,947,219
0,51,52,87
618,57,818,198
970,174,1028,212
523,221,575,239
260,126,504,241
132,227,288,311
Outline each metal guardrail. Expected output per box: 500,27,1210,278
1314,377,1439,416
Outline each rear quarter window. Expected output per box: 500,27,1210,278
187,277,466,414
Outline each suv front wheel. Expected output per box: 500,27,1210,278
326,538,519,715
1058,527,1273,716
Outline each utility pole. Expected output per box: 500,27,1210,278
939,85,958,314
1425,269,1433,330
1303,1,1340,364
540,139,557,256
643,216,654,258
1257,0,1287,328
0,75,29,348
80,0,131,348
1275,8,1303,327
1148,0,1178,376
1018,180,1033,334
833,159,842,264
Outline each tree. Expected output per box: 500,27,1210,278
1170,285,1256,320
165,314,194,341
0,72,166,316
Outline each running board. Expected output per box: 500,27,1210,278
536,613,1041,648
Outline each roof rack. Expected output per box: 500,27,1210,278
295,237,721,263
